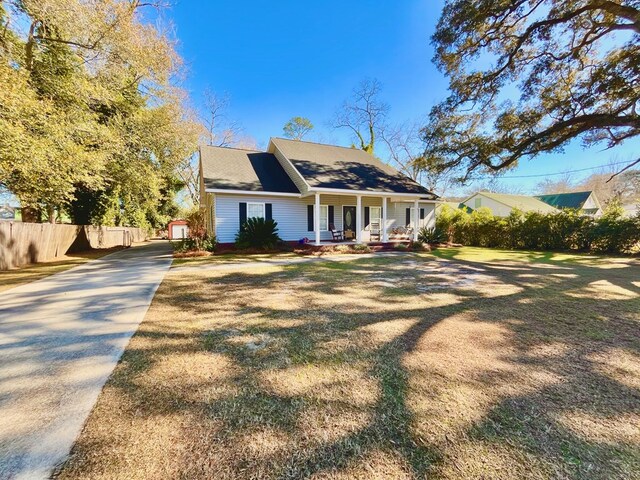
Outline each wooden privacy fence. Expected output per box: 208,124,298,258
83,226,148,249
0,222,149,270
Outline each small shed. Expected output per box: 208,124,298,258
167,219,189,240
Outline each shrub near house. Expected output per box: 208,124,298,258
172,208,217,254
235,217,281,249
437,203,640,254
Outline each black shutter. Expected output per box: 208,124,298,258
406,208,410,226
364,206,370,227
328,206,334,227
420,208,425,220
307,205,314,231
265,203,273,221
239,202,247,230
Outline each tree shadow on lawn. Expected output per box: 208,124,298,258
58,253,640,479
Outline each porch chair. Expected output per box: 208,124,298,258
329,224,344,241
370,221,381,241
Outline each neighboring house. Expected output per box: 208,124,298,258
436,201,473,214
436,201,461,212
0,204,21,221
199,137,438,244
460,191,558,217
536,191,602,216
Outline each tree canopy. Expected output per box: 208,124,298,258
283,116,313,140
0,0,198,227
423,0,640,179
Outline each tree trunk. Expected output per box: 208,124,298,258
25,21,38,72
21,206,39,223
47,205,56,224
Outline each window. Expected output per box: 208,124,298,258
370,206,381,226
408,207,424,225
474,197,482,208
247,202,265,219
319,205,328,231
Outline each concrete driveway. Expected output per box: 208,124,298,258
0,241,173,480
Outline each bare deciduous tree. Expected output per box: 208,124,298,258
381,121,458,197
536,160,640,206
202,89,242,147
176,89,250,207
462,180,525,197
536,174,576,195
332,78,388,155
380,121,422,181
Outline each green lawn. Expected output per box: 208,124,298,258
57,247,640,479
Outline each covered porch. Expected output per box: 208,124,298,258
306,191,435,246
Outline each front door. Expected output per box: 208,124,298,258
343,206,356,240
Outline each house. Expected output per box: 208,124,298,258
199,137,438,245
535,191,602,216
436,201,473,214
460,191,558,217
0,204,21,221
436,201,462,212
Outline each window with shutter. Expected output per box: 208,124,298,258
247,202,265,219
319,205,328,231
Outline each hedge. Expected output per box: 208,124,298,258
436,204,640,254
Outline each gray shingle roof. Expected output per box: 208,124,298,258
200,145,300,194
270,138,436,197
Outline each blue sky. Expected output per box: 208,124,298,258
167,0,638,196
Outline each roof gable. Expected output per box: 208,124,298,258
466,192,559,213
270,138,436,197
200,146,300,194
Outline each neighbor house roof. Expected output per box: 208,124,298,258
200,145,300,194
437,201,473,213
535,191,593,210
270,137,437,197
467,192,559,213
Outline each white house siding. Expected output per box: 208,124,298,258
215,194,306,243
389,202,436,232
214,193,436,243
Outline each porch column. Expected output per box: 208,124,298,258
314,192,321,246
382,196,388,243
413,199,420,241
355,195,362,243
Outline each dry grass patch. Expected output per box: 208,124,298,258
0,248,122,293
56,249,640,479
171,251,299,267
